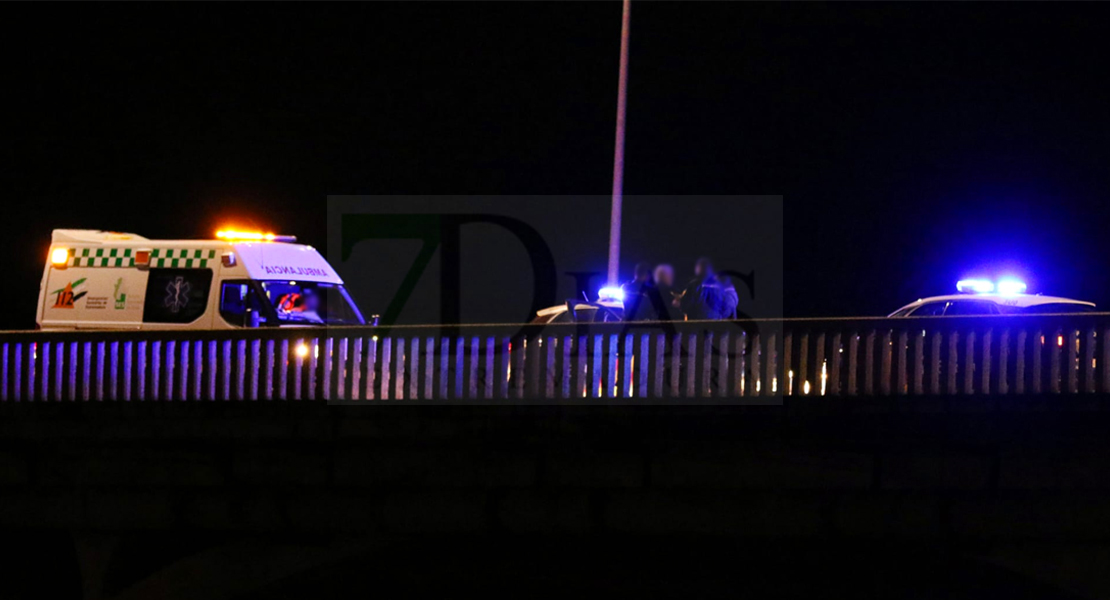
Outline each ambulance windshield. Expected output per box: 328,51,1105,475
260,281,364,325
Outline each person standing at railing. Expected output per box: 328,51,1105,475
678,258,738,320
621,262,658,321
652,263,682,321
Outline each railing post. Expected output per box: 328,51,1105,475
468,336,481,399
547,336,559,399
497,336,510,399
750,333,761,396
40,342,50,401
410,336,422,400
123,341,133,401
880,330,893,396
813,332,825,396
962,331,974,396
82,342,93,401
321,337,333,400
946,331,959,395
109,341,119,401
894,330,906,396
1049,328,1062,395
308,337,320,401
998,330,1010,396
1067,329,1079,394
1016,330,1027,395
1084,328,1096,394
910,329,924,396
715,331,729,398
365,336,378,400
864,331,876,396
292,338,304,401
428,337,439,400
57,342,67,401
1032,329,1044,394
220,339,232,400
164,340,175,401
439,337,451,400
393,337,405,400
829,332,842,396
846,332,859,397
13,343,21,401
193,340,203,401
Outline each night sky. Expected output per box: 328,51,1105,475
6,3,1110,329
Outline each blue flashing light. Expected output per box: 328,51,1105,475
598,286,625,302
996,279,1028,296
957,279,995,294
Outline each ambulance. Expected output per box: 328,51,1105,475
37,229,366,330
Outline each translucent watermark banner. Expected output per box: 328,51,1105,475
324,195,783,404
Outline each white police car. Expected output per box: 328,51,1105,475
530,286,625,324
888,279,1096,317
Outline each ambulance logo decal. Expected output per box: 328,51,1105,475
163,276,192,313
51,278,87,309
113,277,127,309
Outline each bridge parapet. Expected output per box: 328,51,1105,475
7,314,1110,401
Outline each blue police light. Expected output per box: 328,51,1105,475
957,279,995,294
598,286,625,302
996,279,1028,296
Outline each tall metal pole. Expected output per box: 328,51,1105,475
607,0,631,285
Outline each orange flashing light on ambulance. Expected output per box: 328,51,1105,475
37,229,365,330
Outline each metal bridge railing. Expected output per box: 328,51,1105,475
3,315,1109,401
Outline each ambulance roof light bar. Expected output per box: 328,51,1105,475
215,230,297,243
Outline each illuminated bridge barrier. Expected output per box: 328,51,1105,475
2,315,1109,401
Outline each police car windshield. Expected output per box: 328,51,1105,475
260,281,364,325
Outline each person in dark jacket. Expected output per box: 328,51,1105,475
621,262,657,321
678,258,739,320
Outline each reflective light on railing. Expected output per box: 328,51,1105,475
821,360,828,396
787,370,794,395
295,343,310,358
1058,335,1065,348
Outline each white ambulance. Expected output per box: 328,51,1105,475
37,229,366,330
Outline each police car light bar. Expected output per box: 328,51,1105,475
996,279,1028,295
956,278,1028,295
598,286,625,302
216,230,297,243
956,279,995,294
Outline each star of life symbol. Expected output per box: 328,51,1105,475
164,276,191,313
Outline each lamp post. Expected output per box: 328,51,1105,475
607,0,631,286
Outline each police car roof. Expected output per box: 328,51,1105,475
536,300,623,317
892,293,1096,315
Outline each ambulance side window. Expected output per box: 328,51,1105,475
142,268,213,324
219,281,266,325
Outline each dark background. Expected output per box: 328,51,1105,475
5,2,1110,329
